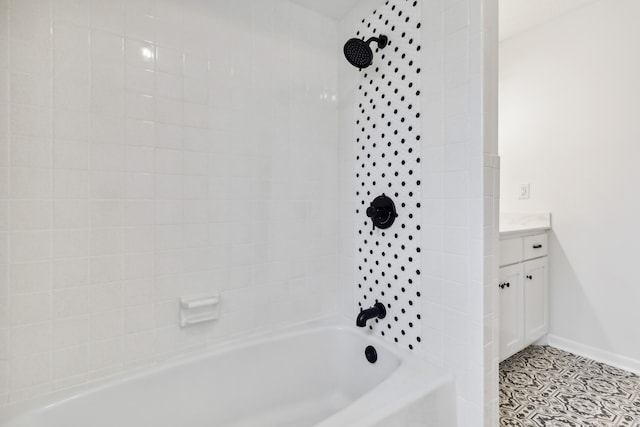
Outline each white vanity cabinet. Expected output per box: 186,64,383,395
498,231,549,361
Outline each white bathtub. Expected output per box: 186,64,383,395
0,317,456,427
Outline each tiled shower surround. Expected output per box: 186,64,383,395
0,0,341,403
353,0,424,350
339,0,499,424
0,0,499,425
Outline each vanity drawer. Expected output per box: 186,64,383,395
523,234,548,260
499,238,523,267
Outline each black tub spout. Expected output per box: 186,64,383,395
356,302,386,327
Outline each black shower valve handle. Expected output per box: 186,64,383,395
366,206,380,218
366,206,381,230
366,194,397,231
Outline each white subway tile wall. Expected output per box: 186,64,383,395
0,0,340,404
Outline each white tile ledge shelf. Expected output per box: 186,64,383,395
500,212,551,237
180,295,220,327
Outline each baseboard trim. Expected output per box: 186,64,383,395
547,334,640,376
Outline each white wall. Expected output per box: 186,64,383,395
500,0,640,367
418,0,498,424
0,0,341,404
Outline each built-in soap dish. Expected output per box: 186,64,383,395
180,294,220,327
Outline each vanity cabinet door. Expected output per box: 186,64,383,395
499,264,524,360
523,257,549,344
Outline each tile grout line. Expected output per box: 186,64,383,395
5,0,12,403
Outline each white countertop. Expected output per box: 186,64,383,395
499,212,551,236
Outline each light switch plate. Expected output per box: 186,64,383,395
519,183,530,199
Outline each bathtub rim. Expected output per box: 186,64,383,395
0,315,454,426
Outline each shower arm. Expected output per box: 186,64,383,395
365,35,388,50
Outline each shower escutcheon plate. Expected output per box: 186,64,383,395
366,194,397,230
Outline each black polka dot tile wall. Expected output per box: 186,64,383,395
355,0,422,350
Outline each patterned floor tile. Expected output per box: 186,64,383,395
500,346,640,427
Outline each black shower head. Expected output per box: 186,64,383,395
343,35,388,69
